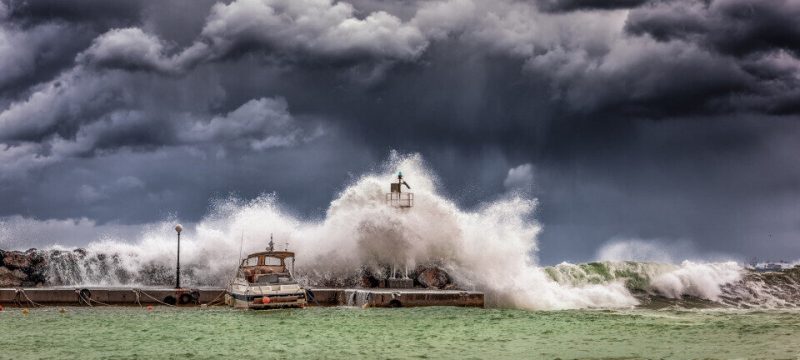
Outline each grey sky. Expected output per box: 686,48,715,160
1,0,799,264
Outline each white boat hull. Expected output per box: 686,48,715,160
226,281,307,309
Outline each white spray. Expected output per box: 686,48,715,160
39,153,764,309
39,153,642,309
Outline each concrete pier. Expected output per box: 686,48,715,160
0,287,226,306
310,288,484,307
0,287,484,308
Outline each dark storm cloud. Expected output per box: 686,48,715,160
0,67,316,161
0,18,94,96
6,0,145,28
619,0,800,115
625,0,800,57
76,0,431,75
535,0,649,12
0,0,219,94
1,0,800,263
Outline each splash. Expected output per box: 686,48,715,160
649,261,742,301
29,153,640,309
546,261,743,301
545,260,800,308
28,153,783,309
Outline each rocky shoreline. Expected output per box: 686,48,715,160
0,247,457,290
0,247,191,287
0,249,48,287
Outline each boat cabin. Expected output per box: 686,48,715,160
240,250,296,285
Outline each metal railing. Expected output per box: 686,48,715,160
386,192,413,208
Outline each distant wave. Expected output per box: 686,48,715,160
547,261,800,308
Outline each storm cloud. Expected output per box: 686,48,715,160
1,0,799,264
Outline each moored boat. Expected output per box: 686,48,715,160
225,236,306,309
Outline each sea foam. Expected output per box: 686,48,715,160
37,153,767,309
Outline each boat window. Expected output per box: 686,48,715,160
255,274,296,284
264,257,282,266
258,274,279,284
244,256,258,266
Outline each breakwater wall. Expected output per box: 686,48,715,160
0,288,484,308
0,288,226,306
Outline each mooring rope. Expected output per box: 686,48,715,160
16,289,44,308
132,289,143,307
9,288,231,308
88,297,112,306
306,289,321,307
133,288,175,307
204,290,226,306
75,290,93,307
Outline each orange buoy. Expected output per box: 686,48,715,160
0,304,4,312
146,305,153,311
262,297,271,305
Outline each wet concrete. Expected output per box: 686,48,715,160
0,287,484,308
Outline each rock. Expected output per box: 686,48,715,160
0,266,27,287
442,283,458,290
417,267,450,289
0,249,47,285
360,274,380,288
2,251,31,270
26,250,48,285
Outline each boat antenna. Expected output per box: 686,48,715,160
398,172,411,190
268,233,274,252
233,230,245,280
238,231,245,262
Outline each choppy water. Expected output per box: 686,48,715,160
2,307,799,359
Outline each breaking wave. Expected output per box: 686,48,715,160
546,261,800,308
14,153,799,310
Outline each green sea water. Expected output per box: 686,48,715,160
1,306,799,359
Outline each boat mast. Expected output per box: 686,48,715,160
267,233,274,252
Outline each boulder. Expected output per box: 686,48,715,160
360,274,381,288
417,267,450,289
0,249,48,286
26,250,48,285
0,266,27,287
2,251,30,270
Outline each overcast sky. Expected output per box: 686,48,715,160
1,0,799,264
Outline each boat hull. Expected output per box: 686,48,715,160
225,290,307,309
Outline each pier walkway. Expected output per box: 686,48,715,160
0,287,484,308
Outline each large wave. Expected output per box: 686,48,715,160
25,153,796,309
546,261,800,308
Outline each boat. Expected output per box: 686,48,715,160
225,235,307,309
